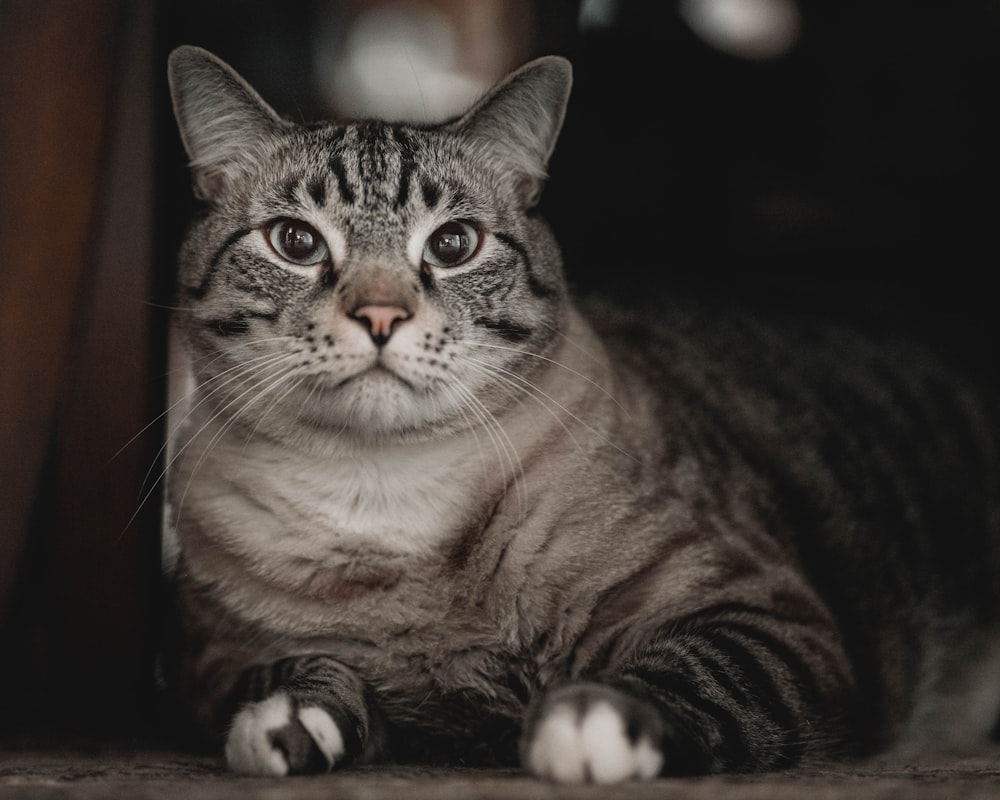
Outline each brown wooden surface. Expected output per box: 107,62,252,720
1,747,1000,800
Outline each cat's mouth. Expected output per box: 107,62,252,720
296,361,444,438
333,364,417,393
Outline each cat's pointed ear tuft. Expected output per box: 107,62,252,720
168,46,286,202
454,56,572,208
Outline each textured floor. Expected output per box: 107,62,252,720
3,744,1000,799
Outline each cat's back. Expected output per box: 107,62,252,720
590,286,1000,590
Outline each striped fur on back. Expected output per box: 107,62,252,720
162,46,1000,782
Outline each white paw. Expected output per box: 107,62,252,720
225,692,345,775
526,698,664,783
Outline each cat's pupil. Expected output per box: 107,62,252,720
436,230,465,260
284,226,314,254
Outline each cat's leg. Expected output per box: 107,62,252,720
522,618,853,782
224,654,384,775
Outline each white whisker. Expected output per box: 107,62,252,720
466,339,629,415
439,376,526,522
461,354,640,466
173,354,305,522
127,350,300,534
243,372,311,448
133,349,295,494
114,344,296,465
536,317,608,369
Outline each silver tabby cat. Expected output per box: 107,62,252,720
164,45,1000,782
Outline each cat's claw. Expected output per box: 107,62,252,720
523,683,665,783
225,692,344,775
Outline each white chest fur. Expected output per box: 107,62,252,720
172,418,497,570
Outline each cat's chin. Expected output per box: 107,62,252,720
292,370,465,444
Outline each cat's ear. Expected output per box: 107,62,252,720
453,56,572,208
168,46,286,202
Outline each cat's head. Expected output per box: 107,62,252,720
168,46,572,444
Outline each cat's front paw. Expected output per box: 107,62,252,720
522,682,664,783
225,692,345,775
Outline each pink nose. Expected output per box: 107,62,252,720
350,304,412,346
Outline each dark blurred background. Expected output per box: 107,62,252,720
1,0,998,744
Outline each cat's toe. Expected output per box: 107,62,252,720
225,692,344,775
523,683,664,783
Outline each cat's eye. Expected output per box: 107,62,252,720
267,219,330,266
422,220,481,269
